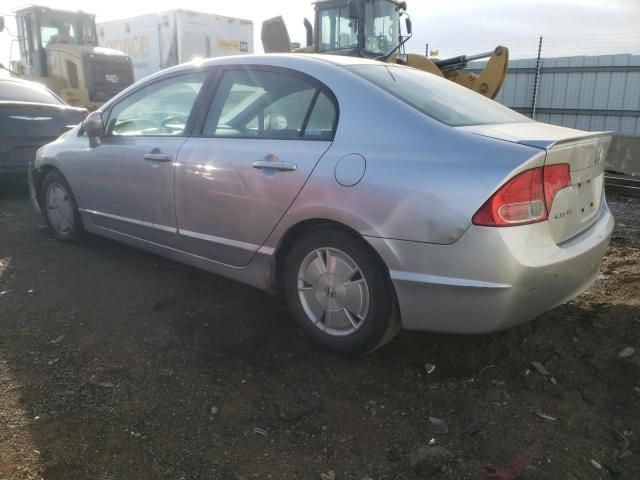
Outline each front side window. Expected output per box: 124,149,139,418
204,69,337,140
364,1,400,55
349,64,530,127
106,72,205,136
318,7,359,51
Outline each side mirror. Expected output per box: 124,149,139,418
0,17,5,33
405,17,412,35
83,111,104,137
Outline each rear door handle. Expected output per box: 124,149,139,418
144,150,173,163
252,160,297,172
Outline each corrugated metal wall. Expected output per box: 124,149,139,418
476,54,640,136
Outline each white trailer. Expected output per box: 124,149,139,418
98,9,253,81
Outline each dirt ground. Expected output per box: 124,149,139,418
0,178,639,480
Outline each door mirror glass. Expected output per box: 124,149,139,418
0,17,5,33
83,111,104,137
405,17,412,35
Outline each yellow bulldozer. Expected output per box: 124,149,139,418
0,6,134,110
262,0,508,99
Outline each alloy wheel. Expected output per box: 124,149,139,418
296,247,370,336
46,182,74,235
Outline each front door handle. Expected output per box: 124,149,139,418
144,149,173,163
252,160,297,172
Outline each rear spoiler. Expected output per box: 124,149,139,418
517,131,614,150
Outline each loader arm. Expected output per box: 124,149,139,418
402,46,508,99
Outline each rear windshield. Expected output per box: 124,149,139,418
0,81,62,105
347,64,530,127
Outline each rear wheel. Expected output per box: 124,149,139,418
283,227,399,354
41,170,84,241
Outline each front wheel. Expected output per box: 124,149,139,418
41,170,84,241
283,227,399,354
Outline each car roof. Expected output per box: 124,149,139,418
162,53,382,76
104,54,396,112
207,53,378,67
143,54,384,86
0,76,51,88
0,76,67,104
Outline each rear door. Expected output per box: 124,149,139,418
175,66,338,267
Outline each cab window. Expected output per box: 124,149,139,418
318,7,359,51
106,72,205,136
203,69,337,140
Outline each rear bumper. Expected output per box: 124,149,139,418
365,202,614,334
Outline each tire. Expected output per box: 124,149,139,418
40,170,84,241
283,226,400,354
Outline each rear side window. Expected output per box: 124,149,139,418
203,69,337,140
348,64,530,127
0,81,62,105
304,92,337,138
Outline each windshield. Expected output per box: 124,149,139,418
364,0,400,55
348,64,531,127
39,11,96,47
0,80,62,104
318,6,359,51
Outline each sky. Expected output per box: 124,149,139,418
1,0,639,74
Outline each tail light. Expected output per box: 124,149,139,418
472,164,571,227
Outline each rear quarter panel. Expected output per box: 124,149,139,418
264,64,546,247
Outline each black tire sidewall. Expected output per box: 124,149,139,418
284,227,396,354
41,170,83,241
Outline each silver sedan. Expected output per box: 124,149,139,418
29,54,614,353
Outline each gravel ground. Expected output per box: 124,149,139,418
1,179,639,480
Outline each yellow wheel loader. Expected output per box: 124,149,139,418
0,6,134,110
262,0,508,99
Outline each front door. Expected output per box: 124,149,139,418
175,67,338,266
73,71,206,246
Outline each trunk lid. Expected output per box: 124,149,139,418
459,122,612,243
0,101,87,139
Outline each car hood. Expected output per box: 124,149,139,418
456,122,608,150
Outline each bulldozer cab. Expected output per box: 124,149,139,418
314,0,408,58
261,0,409,58
14,6,98,78
6,5,134,109
261,0,507,99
